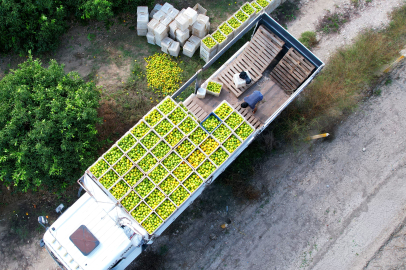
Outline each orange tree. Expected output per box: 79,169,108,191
0,54,101,192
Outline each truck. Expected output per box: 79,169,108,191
38,11,324,270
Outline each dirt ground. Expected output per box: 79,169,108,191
1,0,406,269
287,0,405,62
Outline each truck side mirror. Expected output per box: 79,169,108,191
38,216,48,229
56,204,64,214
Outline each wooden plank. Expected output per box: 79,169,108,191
284,54,311,77
277,61,303,84
273,67,297,88
184,100,208,122
257,25,285,47
271,69,295,92
289,49,314,71
233,104,261,129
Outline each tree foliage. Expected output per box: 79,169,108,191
0,54,101,192
0,0,67,53
0,0,153,53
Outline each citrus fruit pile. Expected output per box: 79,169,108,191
113,156,132,175
256,0,270,8
251,2,262,12
170,186,190,206
145,53,183,95
142,213,163,234
187,149,206,168
148,165,168,184
131,202,151,223
183,173,203,193
104,147,123,165
189,127,208,145
90,159,109,178
235,122,254,140
165,128,183,146
127,144,147,162
197,160,216,179
213,124,232,143
124,167,143,186
158,98,176,115
118,133,137,152
110,180,130,199
175,139,195,158
141,131,159,149
145,189,165,209
99,170,119,189
159,175,179,195
156,199,176,220
214,103,233,120
168,107,186,125
202,115,220,132
227,17,241,29
138,154,157,172
212,30,226,44
210,148,229,166
242,3,255,15
162,152,182,171
144,109,163,127
152,141,171,160
206,82,222,94
223,135,241,153
179,117,197,135
219,23,233,36
200,137,219,155
235,10,248,22
173,162,193,181
135,178,155,198
202,36,217,49
132,121,150,139
121,191,141,211
225,112,243,129
155,119,173,136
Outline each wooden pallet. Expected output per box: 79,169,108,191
183,98,209,122
234,103,262,130
270,47,315,94
240,25,285,73
217,56,262,97
217,25,285,98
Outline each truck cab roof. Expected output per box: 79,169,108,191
43,175,146,270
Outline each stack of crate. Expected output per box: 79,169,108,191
141,2,210,58
137,6,149,36
87,96,255,235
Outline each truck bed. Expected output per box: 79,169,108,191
185,72,289,128
184,41,289,129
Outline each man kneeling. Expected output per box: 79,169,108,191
241,90,263,114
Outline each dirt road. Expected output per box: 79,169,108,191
130,62,406,270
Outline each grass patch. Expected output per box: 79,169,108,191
299,31,318,49
317,11,349,34
270,0,301,28
275,4,406,140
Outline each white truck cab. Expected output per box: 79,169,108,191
41,174,147,270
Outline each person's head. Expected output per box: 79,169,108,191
241,102,249,108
